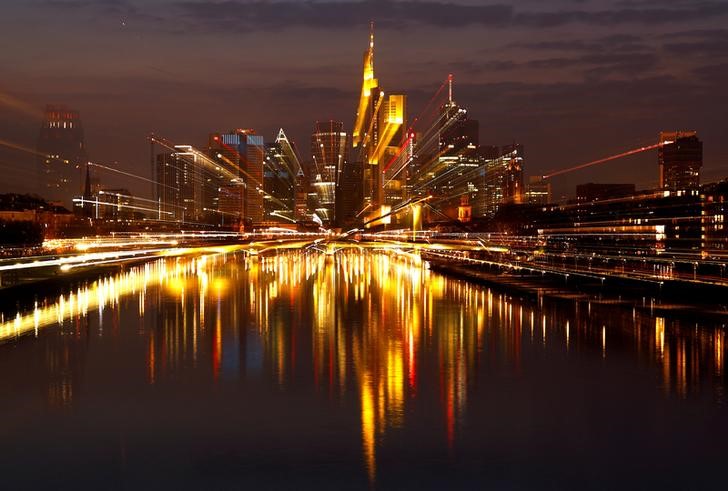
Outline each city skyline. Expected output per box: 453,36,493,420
1,0,727,200
2,3,728,488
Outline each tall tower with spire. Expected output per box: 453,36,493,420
351,22,406,224
352,22,377,150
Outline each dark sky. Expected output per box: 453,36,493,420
1,0,727,198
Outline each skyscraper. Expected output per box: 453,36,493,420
440,78,479,153
311,121,347,225
155,147,204,223
525,176,552,205
410,78,481,220
209,130,265,227
352,23,406,224
264,129,300,224
501,143,525,205
336,159,363,230
37,105,87,204
659,131,702,191
481,145,526,217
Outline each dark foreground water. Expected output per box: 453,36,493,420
0,249,727,489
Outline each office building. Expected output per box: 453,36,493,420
659,131,702,191
352,24,406,223
311,121,347,225
264,129,300,224
525,176,551,205
209,130,265,227
155,147,204,223
37,105,87,205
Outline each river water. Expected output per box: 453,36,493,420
0,249,726,489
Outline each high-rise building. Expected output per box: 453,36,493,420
352,24,406,224
311,121,347,225
525,176,552,205
155,147,204,223
480,145,525,217
208,130,265,226
264,129,300,224
336,160,364,230
274,129,307,221
501,144,524,205
37,105,87,204
411,81,481,221
97,188,134,221
659,131,702,191
440,80,479,153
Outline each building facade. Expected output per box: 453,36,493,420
155,147,204,223
311,121,347,225
659,131,702,191
208,130,265,227
37,105,87,205
264,130,299,224
525,176,551,205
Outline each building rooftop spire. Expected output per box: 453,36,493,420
448,73,454,104
369,21,374,50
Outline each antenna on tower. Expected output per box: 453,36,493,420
369,20,374,50
448,73,454,104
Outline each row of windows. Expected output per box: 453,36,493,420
47,121,74,129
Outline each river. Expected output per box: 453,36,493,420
0,248,726,489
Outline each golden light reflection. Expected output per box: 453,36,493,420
1,245,726,482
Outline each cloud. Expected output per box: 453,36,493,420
440,51,660,81
41,0,138,15
168,0,728,32
693,62,728,82
663,29,728,58
513,34,648,54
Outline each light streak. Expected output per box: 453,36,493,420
542,142,662,179
88,162,173,189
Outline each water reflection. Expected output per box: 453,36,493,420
0,248,726,483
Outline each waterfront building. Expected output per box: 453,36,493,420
37,105,87,205
336,160,364,229
701,179,728,257
264,130,299,224
97,188,133,221
155,147,205,223
659,131,702,191
208,130,265,227
525,176,551,205
409,79,481,222
311,121,347,225
352,24,406,223
576,183,636,202
480,145,525,217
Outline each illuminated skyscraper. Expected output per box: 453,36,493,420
412,79,480,220
209,130,265,227
481,145,525,217
311,121,347,225
501,143,524,204
264,129,301,224
155,147,204,223
37,105,87,204
97,188,134,221
440,78,479,153
525,176,551,205
352,23,406,223
659,131,702,191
